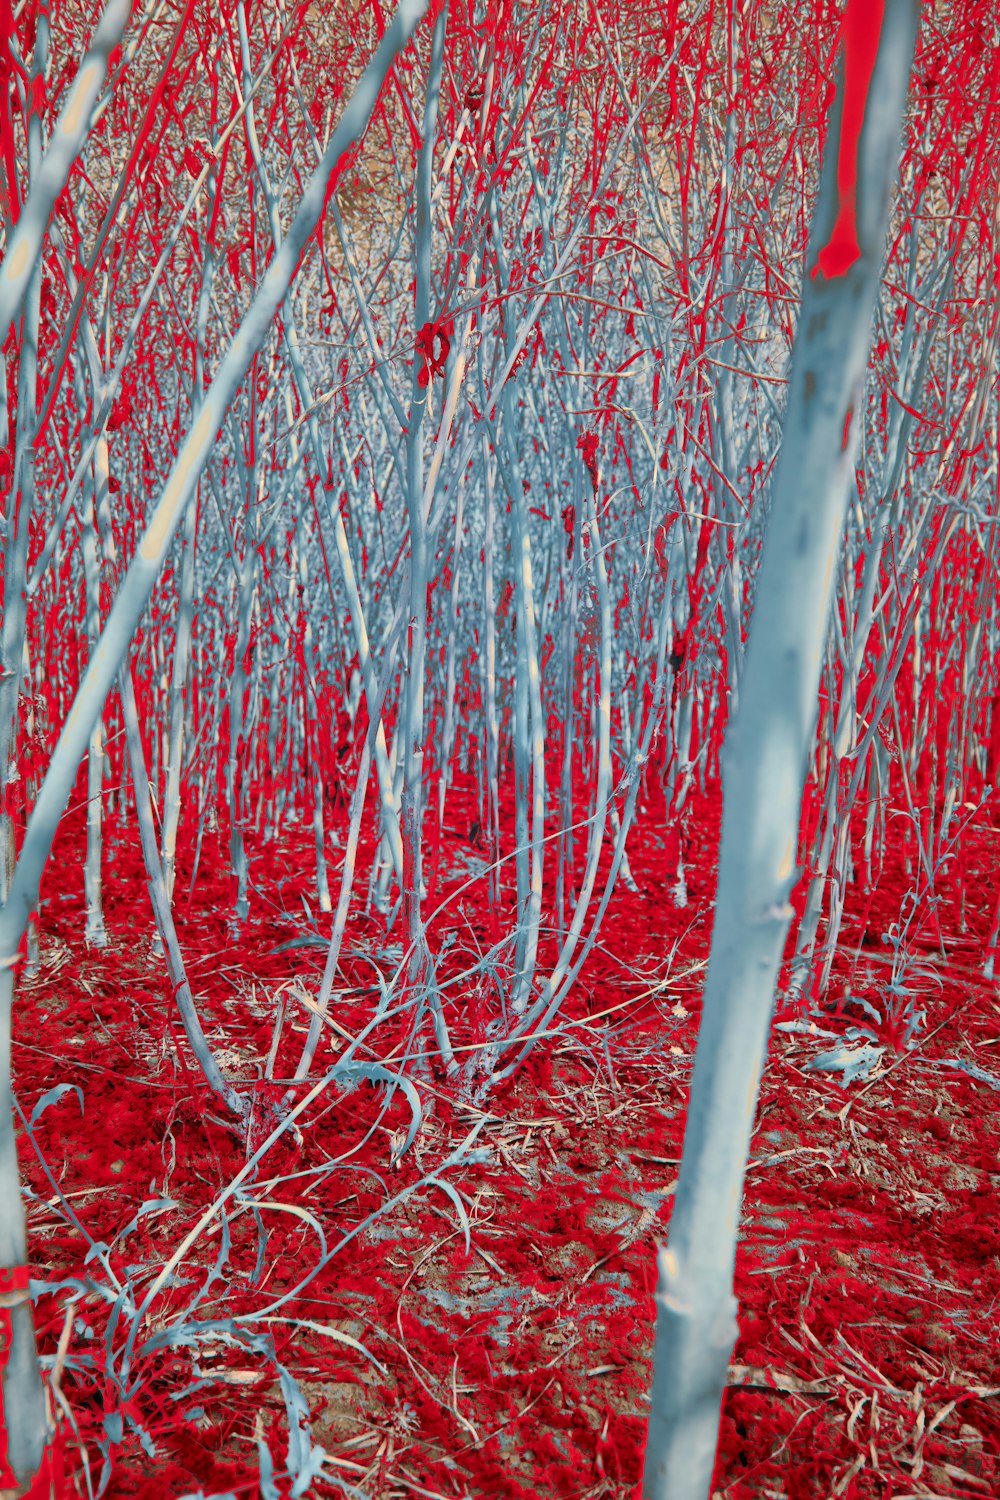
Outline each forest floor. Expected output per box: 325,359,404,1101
12,777,1000,1500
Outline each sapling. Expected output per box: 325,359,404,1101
641,5,919,1495
0,0,131,341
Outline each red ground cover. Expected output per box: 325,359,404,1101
12,772,1000,1498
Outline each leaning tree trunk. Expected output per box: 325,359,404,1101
640,5,919,1498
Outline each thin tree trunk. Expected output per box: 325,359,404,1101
120,666,248,1124
0,0,130,339
81,449,108,947
162,241,214,903
400,1,456,1081
227,454,258,927
481,435,501,929
641,8,918,1496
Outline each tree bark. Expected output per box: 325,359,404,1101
641,5,919,1497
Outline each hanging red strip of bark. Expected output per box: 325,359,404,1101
813,0,886,280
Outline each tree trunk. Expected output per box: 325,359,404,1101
641,6,919,1497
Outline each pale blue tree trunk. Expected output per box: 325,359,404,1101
400,2,457,1080
119,665,248,1122
641,6,919,1497
0,0,131,339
